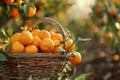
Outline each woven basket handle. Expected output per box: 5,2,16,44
26,17,67,53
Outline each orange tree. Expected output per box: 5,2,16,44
0,0,71,43
65,0,120,61
91,0,120,55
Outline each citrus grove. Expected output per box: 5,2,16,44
0,29,81,65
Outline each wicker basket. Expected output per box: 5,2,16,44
4,17,69,80
0,61,8,75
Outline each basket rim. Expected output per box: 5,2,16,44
4,53,68,58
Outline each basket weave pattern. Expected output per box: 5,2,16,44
5,53,68,79
0,61,8,75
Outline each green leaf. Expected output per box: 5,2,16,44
1,29,7,37
75,73,91,80
6,5,11,17
5,44,12,52
0,31,4,37
25,0,30,3
6,27,13,37
78,37,91,42
1,29,9,40
23,4,29,15
49,76,57,80
0,53,7,61
76,48,86,54
27,75,33,80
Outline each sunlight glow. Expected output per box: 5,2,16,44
115,22,120,30
70,0,96,20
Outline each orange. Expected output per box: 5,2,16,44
113,54,119,61
13,17,20,22
32,29,40,36
28,6,36,17
40,0,47,4
51,33,63,41
113,0,119,4
38,30,51,40
25,45,38,54
69,52,82,65
40,38,54,53
17,0,22,7
32,36,41,47
96,7,102,13
109,7,117,16
99,17,105,24
9,33,21,43
105,32,113,39
52,40,63,54
11,41,24,53
19,30,33,45
11,8,20,18
5,0,14,5
99,52,106,58
65,39,75,53
50,31,55,36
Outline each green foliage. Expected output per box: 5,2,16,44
91,0,120,49
5,44,12,52
6,27,13,37
75,73,91,80
77,37,91,42
27,75,33,80
22,4,29,16
0,53,7,61
49,76,57,80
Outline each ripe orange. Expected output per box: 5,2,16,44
99,17,105,24
32,29,40,36
11,8,20,18
19,30,33,45
25,45,38,54
69,52,82,65
40,38,54,53
13,17,20,22
65,39,75,53
99,51,106,58
105,32,113,39
28,6,36,17
109,7,117,16
96,7,102,13
52,40,63,54
5,0,14,5
113,0,119,5
50,31,55,36
113,54,119,61
11,41,24,53
17,0,22,7
9,33,21,43
40,0,47,4
51,33,63,41
32,36,41,47
38,30,51,40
